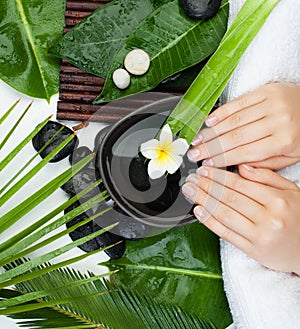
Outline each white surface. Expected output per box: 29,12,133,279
0,80,109,328
221,0,300,328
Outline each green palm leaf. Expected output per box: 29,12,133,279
0,265,218,329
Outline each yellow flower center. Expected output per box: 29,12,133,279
157,148,169,161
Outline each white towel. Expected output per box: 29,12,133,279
220,0,300,328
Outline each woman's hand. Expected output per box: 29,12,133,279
188,83,300,170
182,165,300,275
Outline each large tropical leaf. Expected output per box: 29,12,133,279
51,0,170,78
0,265,218,329
103,223,232,328
0,0,66,101
95,0,229,103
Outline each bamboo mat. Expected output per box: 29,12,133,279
57,0,183,123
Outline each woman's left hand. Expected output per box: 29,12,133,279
188,83,300,170
182,165,300,275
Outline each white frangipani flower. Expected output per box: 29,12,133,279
140,124,189,179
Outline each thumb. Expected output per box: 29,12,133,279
238,164,298,190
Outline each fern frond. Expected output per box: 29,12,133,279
0,265,218,329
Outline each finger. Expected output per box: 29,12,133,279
186,173,265,222
183,179,256,239
247,156,300,171
206,136,277,167
239,165,299,190
189,118,270,162
196,166,272,204
199,104,266,143
193,206,253,252
205,90,266,127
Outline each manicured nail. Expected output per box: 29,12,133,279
182,183,196,198
196,167,209,177
242,164,255,172
205,116,218,127
186,174,199,185
192,134,203,145
202,158,214,167
194,206,208,223
187,148,201,162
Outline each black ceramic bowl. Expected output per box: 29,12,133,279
97,96,199,229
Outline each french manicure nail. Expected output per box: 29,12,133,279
187,149,201,162
182,184,196,198
197,167,209,177
186,174,199,185
205,116,218,127
202,158,214,167
194,206,208,223
192,134,203,145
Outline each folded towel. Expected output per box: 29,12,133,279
220,0,300,328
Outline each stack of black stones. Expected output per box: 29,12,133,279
32,122,149,259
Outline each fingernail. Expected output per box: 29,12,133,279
186,174,199,185
194,206,208,223
182,183,196,198
197,167,209,177
205,116,218,127
242,164,255,172
192,134,203,145
202,158,214,167
187,148,201,162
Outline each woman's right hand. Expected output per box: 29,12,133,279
188,83,300,170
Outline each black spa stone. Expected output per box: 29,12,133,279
69,146,95,170
65,200,125,258
61,168,100,197
129,153,151,192
180,0,222,20
94,202,150,240
94,125,112,152
32,121,78,162
94,222,125,259
65,201,99,253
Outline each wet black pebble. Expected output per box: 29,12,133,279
180,0,221,20
65,200,125,258
94,202,150,240
94,222,126,259
61,168,100,197
65,201,99,253
69,146,95,170
94,125,112,152
129,153,151,191
32,121,78,162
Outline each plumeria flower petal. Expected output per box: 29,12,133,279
158,123,173,148
166,138,189,156
140,139,160,159
148,158,167,179
165,153,183,174
140,124,189,179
